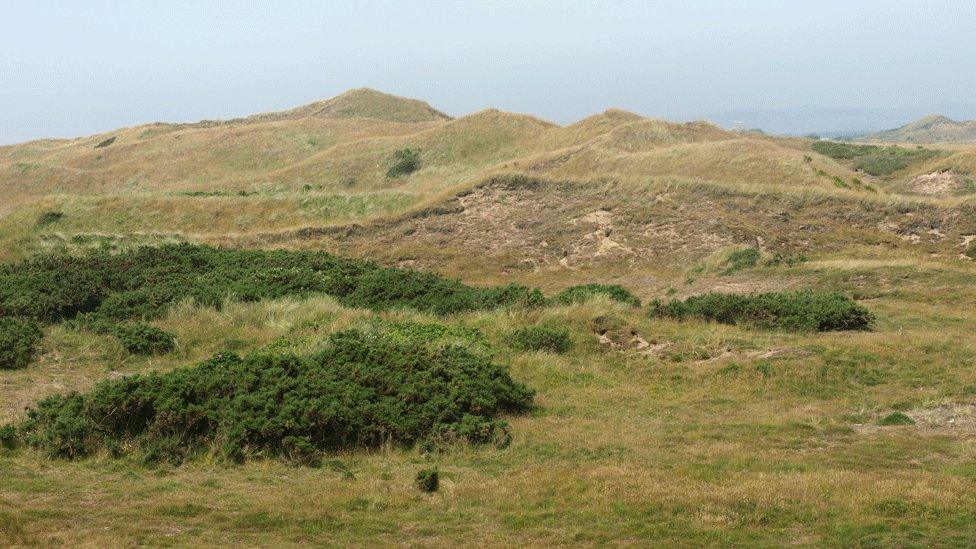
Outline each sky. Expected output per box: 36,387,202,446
2,0,976,144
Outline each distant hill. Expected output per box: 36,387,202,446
1,87,973,267
864,115,976,143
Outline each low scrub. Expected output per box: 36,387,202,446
415,468,439,492
0,244,543,324
14,329,534,463
113,324,175,355
812,141,941,177
0,317,43,370
508,325,572,354
649,291,873,332
551,284,641,307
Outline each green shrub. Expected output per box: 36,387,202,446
0,424,18,449
722,247,760,275
386,148,421,178
35,211,64,227
877,412,915,426
415,468,439,493
18,329,534,463
0,317,43,370
113,324,175,355
0,244,543,324
551,284,641,307
94,136,117,149
509,325,572,353
649,291,873,332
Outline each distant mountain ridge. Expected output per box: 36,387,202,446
864,115,976,144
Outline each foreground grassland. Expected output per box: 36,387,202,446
2,252,976,546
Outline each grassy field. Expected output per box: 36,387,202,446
2,89,976,546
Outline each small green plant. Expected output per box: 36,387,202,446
722,247,761,275
35,211,64,227
0,317,43,370
877,412,915,426
649,291,873,332
113,324,175,355
551,284,641,307
386,148,422,178
509,325,572,354
415,468,439,493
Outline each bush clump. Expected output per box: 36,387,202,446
508,325,572,354
94,136,117,149
18,329,534,463
551,284,641,307
415,468,439,493
113,324,175,355
0,244,544,324
0,317,43,370
649,291,874,332
386,148,421,178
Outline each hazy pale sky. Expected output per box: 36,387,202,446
2,0,975,143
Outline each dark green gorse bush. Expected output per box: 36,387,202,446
0,243,544,323
415,468,439,492
15,328,534,463
0,317,43,370
649,291,873,332
113,324,176,355
508,325,572,354
386,148,421,178
551,284,641,307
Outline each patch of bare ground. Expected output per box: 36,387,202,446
854,404,976,437
906,171,965,197
910,403,976,435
